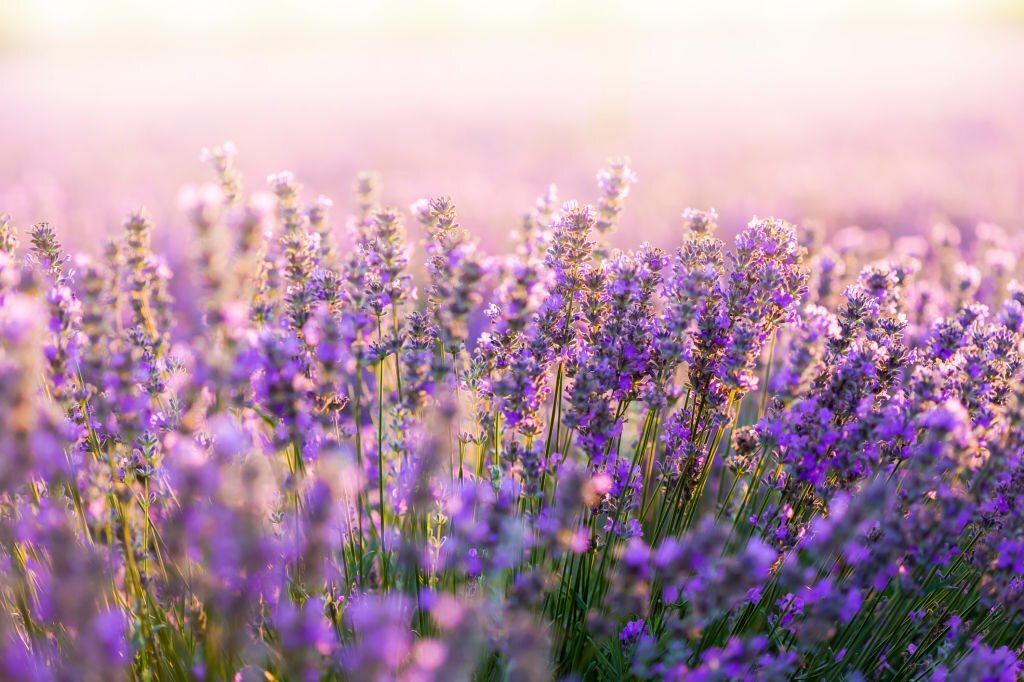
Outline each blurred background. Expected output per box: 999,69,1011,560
1,0,1023,252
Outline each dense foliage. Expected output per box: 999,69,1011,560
1,147,1022,680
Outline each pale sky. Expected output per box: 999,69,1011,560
2,0,1020,55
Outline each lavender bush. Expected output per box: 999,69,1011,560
1,146,1023,681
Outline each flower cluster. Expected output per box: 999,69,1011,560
1,149,1023,680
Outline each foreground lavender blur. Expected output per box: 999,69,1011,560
1,146,1023,682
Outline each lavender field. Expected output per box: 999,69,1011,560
3,3,1024,681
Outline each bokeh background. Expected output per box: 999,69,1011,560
1,0,1023,252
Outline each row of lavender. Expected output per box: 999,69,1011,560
1,145,1022,680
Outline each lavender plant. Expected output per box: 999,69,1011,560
1,148,1023,681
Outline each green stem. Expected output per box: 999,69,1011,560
377,314,388,588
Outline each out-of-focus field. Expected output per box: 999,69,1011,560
1,2,1023,252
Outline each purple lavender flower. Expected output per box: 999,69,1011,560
2,151,1023,681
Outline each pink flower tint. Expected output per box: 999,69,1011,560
413,639,448,671
591,472,613,496
430,595,464,630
